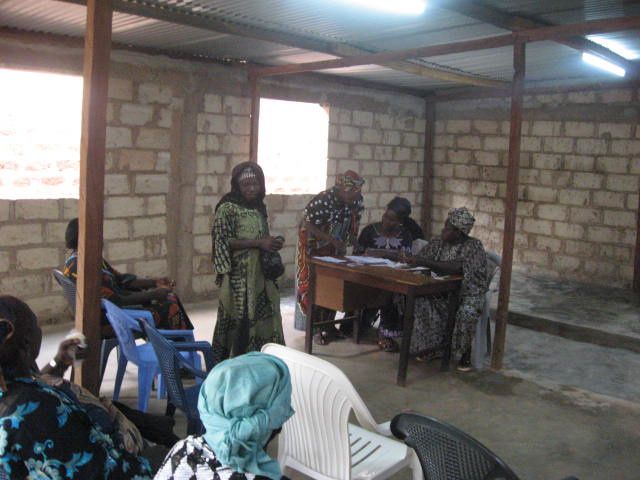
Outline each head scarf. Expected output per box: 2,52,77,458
387,196,411,220
447,207,475,235
198,352,294,479
214,161,268,217
335,170,365,190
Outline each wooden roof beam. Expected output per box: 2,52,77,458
432,0,637,74
57,0,506,88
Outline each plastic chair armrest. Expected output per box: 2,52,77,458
157,329,195,341
376,420,392,436
178,360,208,380
173,341,216,371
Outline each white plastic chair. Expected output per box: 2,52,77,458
261,343,420,480
472,251,501,369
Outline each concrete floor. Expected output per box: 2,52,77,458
38,287,640,480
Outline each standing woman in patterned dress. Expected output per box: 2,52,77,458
211,162,285,362
294,170,365,343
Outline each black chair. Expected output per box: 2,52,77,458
391,413,579,480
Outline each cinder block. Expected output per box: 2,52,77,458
0,224,43,246
371,177,391,192
434,134,454,148
135,174,169,194
446,120,470,134
592,191,625,209
381,161,400,176
474,151,500,166
119,150,156,171
531,121,561,137
15,200,59,220
352,145,372,160
554,222,585,239
230,116,250,135
576,139,608,155
472,120,499,134
373,113,393,129
402,132,419,147
352,110,373,127
361,161,381,176
106,127,133,148
139,83,172,104
391,177,409,191
554,255,581,271
206,135,221,152
223,96,251,115
0,200,10,221
222,136,249,154
271,212,298,229
393,147,411,161
197,155,227,174
564,121,595,137
603,210,635,227
107,240,145,261
204,94,222,113
569,207,600,224
584,260,617,276
120,103,153,126
564,155,594,171
454,165,480,179
144,237,167,257
133,217,167,237
104,219,129,240
521,137,542,153
572,172,603,189
599,89,632,103
16,247,60,270
158,108,172,128
543,137,574,154
470,182,498,197
598,123,632,139
481,167,506,182
521,250,550,266
611,140,640,156
133,259,168,278
565,240,592,256
606,174,639,192
595,157,628,174
535,236,562,253
45,221,68,243
105,197,145,218
400,162,418,177
328,142,349,159
105,174,130,195
197,113,227,134
382,131,401,145
108,78,133,101
374,146,393,161
457,135,482,150
567,91,596,103
537,204,567,221
523,218,552,235
484,136,508,151
193,215,212,235
136,128,171,149
0,251,12,272
526,186,556,202
196,175,220,195
587,226,619,243
0,274,46,296
192,275,215,295
627,193,639,210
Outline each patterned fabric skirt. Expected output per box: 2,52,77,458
409,294,484,357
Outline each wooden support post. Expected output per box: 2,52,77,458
75,0,113,394
491,40,525,370
633,87,640,293
249,73,260,163
421,101,436,237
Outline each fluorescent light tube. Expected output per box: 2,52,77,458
582,52,626,77
340,0,427,15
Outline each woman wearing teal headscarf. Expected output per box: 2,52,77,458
154,352,294,480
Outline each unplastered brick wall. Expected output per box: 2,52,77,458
191,80,426,297
433,87,639,287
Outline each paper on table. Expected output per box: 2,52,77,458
344,255,391,265
313,256,347,263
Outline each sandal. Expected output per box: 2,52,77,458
377,336,399,353
313,331,331,346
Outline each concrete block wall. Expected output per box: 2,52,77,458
433,87,639,287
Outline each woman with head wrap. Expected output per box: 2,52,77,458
211,162,285,362
351,196,422,351
294,170,365,343
402,207,488,371
154,352,294,480
63,217,193,332
0,295,155,479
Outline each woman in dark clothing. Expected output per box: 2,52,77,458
63,218,192,331
0,295,154,479
354,196,422,351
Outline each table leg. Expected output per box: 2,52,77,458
353,310,361,344
397,289,416,387
305,262,316,354
440,290,460,372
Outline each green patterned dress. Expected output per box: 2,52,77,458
211,202,284,361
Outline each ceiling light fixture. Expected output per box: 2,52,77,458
339,0,427,15
582,52,626,77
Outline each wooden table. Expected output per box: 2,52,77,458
306,257,462,386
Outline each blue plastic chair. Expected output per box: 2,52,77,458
102,299,199,412
140,318,215,434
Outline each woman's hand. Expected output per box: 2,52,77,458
150,287,172,301
54,338,84,368
330,238,346,256
259,236,284,252
155,277,175,289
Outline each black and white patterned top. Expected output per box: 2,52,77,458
303,187,363,248
154,436,288,480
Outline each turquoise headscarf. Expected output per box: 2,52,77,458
198,352,294,479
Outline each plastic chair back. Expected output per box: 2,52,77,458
103,299,143,365
52,269,77,315
391,413,520,480
472,251,502,368
262,343,381,480
141,320,193,415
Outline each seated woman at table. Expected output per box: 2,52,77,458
154,352,294,479
353,196,421,351
377,207,487,371
0,295,156,479
63,218,193,332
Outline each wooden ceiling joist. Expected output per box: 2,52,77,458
433,0,636,74
57,0,506,87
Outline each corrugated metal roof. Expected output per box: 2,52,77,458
0,0,638,93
